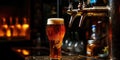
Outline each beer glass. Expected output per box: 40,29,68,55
46,18,66,60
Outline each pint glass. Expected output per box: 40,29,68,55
46,18,66,60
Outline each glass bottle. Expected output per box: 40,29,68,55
20,17,30,39
2,17,10,37
15,17,22,37
9,17,18,37
0,18,5,37
87,25,98,57
87,24,109,58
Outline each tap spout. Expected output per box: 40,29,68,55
68,12,77,28
79,13,87,27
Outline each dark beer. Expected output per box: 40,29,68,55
46,18,65,60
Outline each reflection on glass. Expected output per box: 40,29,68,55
62,31,85,56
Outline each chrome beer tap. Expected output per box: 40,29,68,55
66,0,111,59
79,12,87,27
67,0,110,28
68,0,86,27
68,12,77,27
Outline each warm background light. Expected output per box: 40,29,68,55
22,49,29,56
6,29,11,37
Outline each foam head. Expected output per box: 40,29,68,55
47,18,64,25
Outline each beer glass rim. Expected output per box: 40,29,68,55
47,18,64,25
48,18,64,20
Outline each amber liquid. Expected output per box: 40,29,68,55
46,24,65,59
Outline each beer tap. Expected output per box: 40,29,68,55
78,0,87,27
66,0,111,59
68,12,77,27
78,0,83,10
79,12,87,27
67,0,110,28
68,0,86,28
68,0,73,11
68,0,76,28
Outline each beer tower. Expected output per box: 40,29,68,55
66,0,112,59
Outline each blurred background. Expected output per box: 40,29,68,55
0,0,70,60
0,0,120,60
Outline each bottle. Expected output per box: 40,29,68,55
2,17,10,38
86,25,109,58
0,18,5,37
87,25,99,57
15,17,22,37
9,17,18,37
20,17,30,39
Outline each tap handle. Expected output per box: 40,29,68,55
68,0,73,11
78,0,84,10
79,13,87,27
68,12,77,28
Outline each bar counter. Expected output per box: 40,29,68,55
12,47,110,60
25,56,109,60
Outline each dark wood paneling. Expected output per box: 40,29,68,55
111,0,120,59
